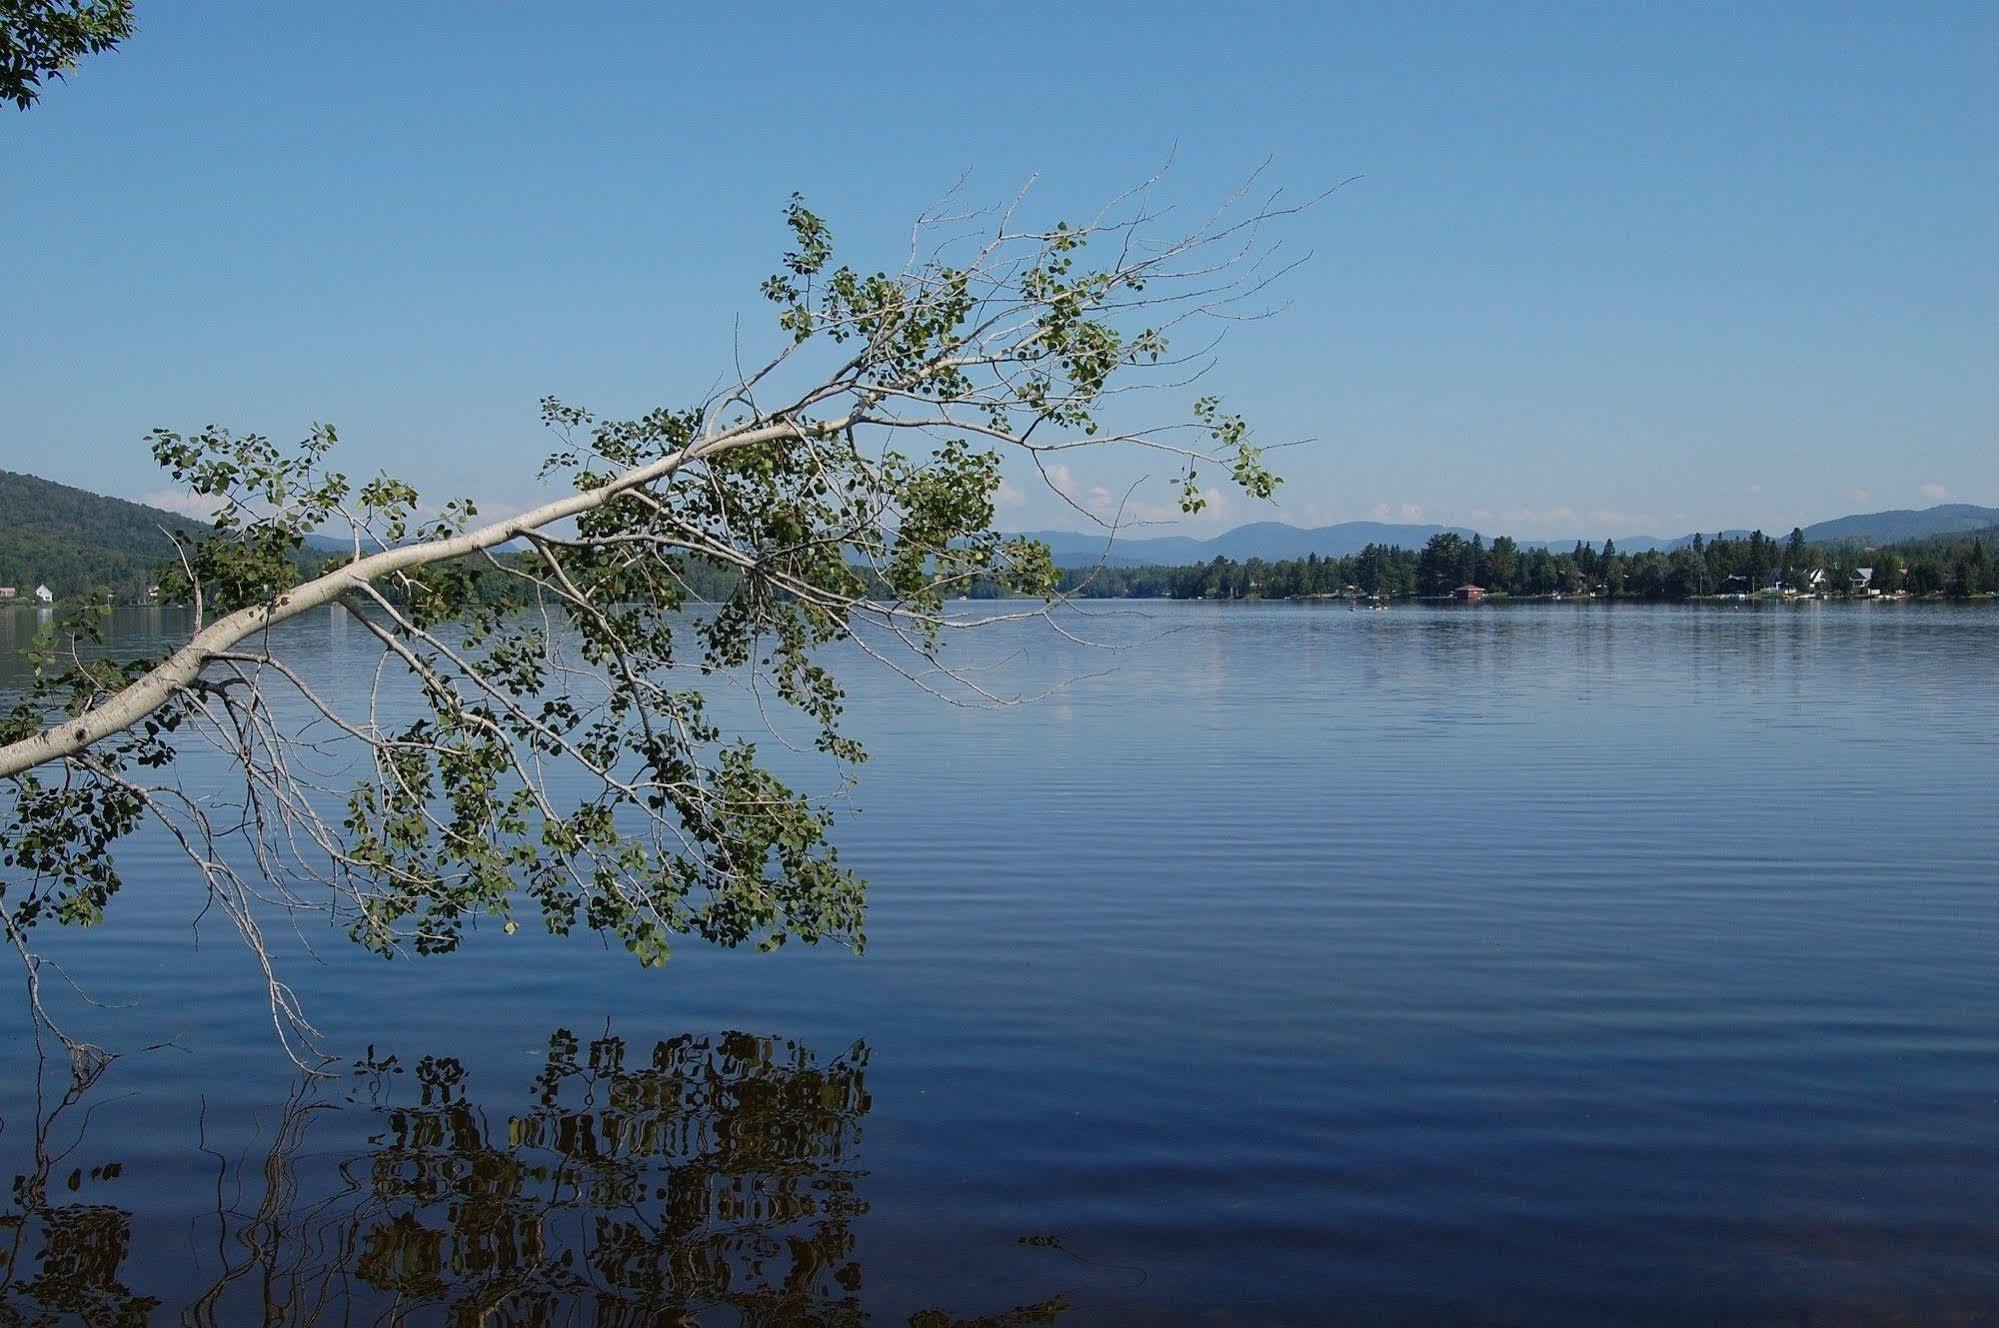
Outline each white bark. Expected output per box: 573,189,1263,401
0,417,834,781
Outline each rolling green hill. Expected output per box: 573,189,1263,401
0,471,744,607
0,470,207,602
1801,503,1999,546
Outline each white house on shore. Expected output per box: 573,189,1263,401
33,584,53,604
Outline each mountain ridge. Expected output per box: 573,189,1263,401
1018,503,1998,566
2,470,1990,593
0,470,207,599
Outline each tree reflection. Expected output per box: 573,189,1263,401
1,1032,1066,1327
342,1029,873,1326
0,1055,158,1327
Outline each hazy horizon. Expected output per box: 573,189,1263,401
1008,497,1998,547
4,459,1992,552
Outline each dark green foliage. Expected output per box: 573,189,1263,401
1057,527,1999,601
0,0,131,108
147,424,355,611
0,470,204,602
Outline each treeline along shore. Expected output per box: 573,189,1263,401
6,451,1994,611
1050,528,1999,602
12,528,1996,612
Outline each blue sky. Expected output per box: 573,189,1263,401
3,2,1993,541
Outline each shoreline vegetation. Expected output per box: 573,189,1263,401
10,527,1994,613
1048,528,1998,604
3,463,1992,610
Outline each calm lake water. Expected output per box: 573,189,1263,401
2,601,1997,1325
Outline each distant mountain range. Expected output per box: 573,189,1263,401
1017,520,1480,566
2,467,1992,596
1792,503,1999,545
1021,503,1999,567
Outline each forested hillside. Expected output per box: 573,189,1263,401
1801,504,1999,545
7,463,1992,608
0,470,753,606
1056,526,1999,601
0,470,205,600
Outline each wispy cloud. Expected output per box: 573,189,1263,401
139,488,225,521
1457,505,1661,537
1026,463,1241,530
1917,481,1951,501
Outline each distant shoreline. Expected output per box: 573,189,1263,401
9,591,1997,615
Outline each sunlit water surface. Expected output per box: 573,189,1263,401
2,601,1996,1325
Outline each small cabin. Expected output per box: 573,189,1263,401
1850,567,1875,596
1453,584,1485,602
0,587,16,600
33,585,53,604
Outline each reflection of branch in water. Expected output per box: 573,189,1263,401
185,1079,350,1328
908,1297,1069,1328
1017,1232,1149,1287
0,1053,160,1326
0,1031,1070,1327
339,1028,875,1326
